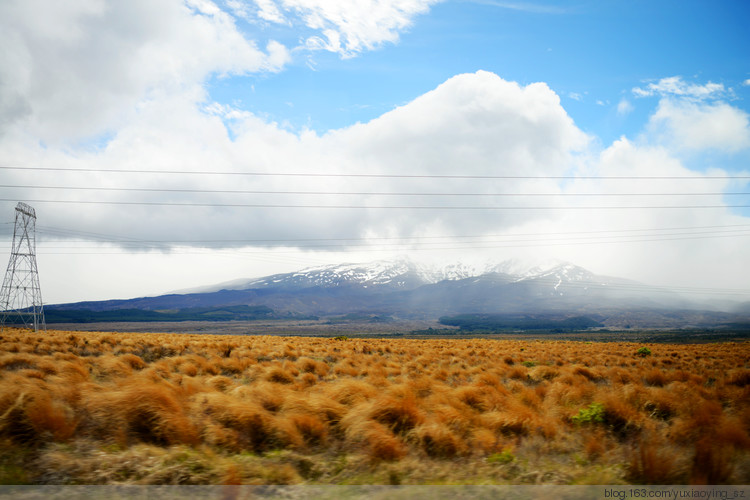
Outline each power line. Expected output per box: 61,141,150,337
16,225,750,296
20,222,750,245
16,224,749,297
2,165,749,180
2,198,749,210
19,244,750,296
1,184,748,197
21,225,750,254
32,231,750,252
30,226,750,247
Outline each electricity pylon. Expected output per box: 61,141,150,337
0,202,45,331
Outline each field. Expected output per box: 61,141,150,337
0,328,748,485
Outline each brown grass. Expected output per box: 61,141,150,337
627,433,683,484
0,329,747,484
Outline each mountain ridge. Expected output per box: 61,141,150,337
173,257,591,295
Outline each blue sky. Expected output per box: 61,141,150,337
1,0,749,303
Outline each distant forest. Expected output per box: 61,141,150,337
439,314,604,332
40,305,315,323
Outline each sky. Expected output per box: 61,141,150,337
1,0,750,305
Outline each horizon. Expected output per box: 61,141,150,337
1,1,749,304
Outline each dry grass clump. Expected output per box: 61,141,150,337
0,329,748,484
83,379,199,447
414,421,467,458
0,389,78,445
627,432,685,484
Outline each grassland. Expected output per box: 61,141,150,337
0,328,748,485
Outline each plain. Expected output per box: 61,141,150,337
0,328,748,485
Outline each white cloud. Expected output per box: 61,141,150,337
221,0,443,57
322,71,590,232
0,0,437,146
227,0,289,24
631,76,750,153
255,0,288,23
647,99,750,153
225,0,251,19
226,0,439,57
616,98,633,116
277,0,440,57
266,39,293,68
548,138,749,292
0,0,440,147
334,71,588,176
633,76,726,100
0,0,289,143
744,78,750,87
9,71,589,245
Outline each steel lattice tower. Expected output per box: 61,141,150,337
0,202,45,331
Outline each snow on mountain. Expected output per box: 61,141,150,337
518,262,599,287
282,258,428,288
182,256,597,294
192,257,438,292
484,257,568,278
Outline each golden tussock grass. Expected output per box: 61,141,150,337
0,329,748,484
627,432,685,484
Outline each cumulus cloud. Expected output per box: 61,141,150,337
322,71,590,233
646,99,750,153
545,137,749,291
24,68,750,299
630,76,750,153
0,0,289,142
4,66,749,302
0,0,439,144
2,71,590,250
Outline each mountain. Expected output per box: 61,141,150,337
46,257,749,329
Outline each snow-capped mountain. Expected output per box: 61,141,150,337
186,257,593,294
238,258,441,290
48,256,749,328
180,258,437,293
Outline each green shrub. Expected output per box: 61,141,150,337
487,450,515,464
572,403,606,425
636,347,652,357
